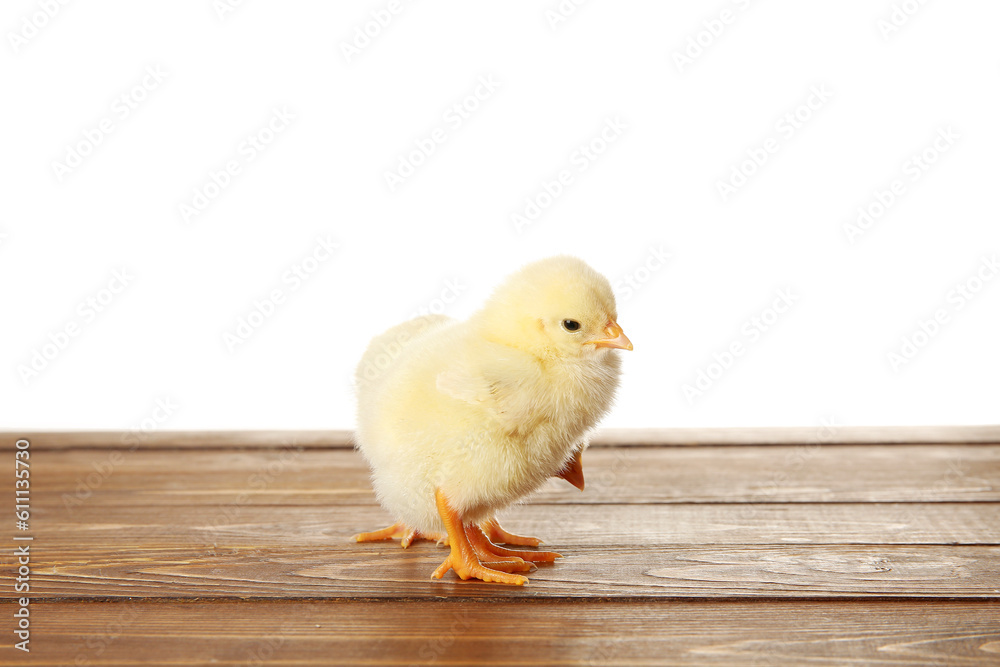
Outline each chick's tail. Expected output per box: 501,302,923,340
555,447,586,491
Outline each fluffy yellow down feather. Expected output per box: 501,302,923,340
353,256,631,584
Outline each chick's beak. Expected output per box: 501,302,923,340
592,320,633,351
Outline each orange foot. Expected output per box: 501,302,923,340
481,517,543,547
464,524,534,573
431,490,533,585
470,523,561,564
351,522,447,548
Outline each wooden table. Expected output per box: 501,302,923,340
4,427,999,665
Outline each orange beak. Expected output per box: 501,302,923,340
591,319,633,351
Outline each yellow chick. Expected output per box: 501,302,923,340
352,256,631,584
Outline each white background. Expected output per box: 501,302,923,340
3,0,998,431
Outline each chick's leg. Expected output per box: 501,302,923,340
431,489,528,586
481,517,543,547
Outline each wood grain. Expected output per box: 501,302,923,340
30,445,1000,505
4,431,998,664
9,600,1000,666
26,503,1000,548
23,543,1000,599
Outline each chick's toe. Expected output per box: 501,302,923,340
481,517,543,547
352,522,447,548
469,523,562,563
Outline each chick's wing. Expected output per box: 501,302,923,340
435,343,543,431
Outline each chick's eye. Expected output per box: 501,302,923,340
561,319,581,332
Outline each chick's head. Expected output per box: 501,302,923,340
476,256,632,360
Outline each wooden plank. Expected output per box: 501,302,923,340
9,599,999,666
4,428,997,665
27,503,1000,548
4,424,999,450
20,531,1000,598
0,430,355,450
596,425,1000,446
32,445,1000,505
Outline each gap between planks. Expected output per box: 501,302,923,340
3,425,999,450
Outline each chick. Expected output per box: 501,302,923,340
353,256,631,584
